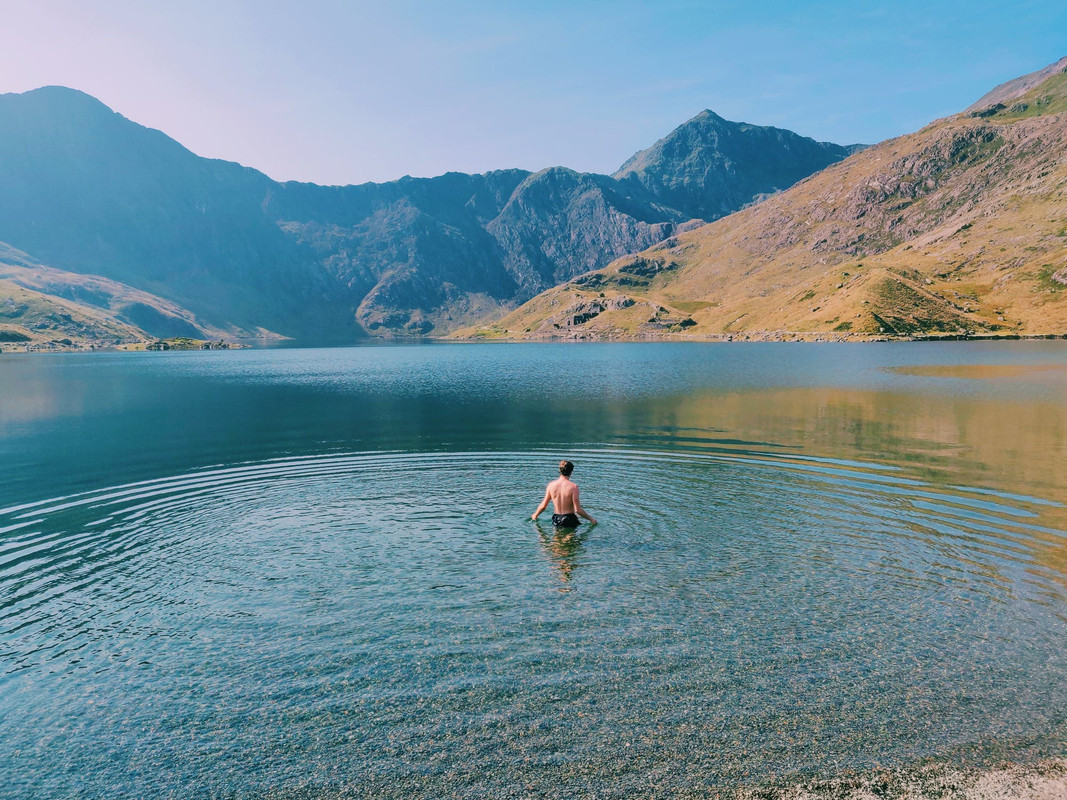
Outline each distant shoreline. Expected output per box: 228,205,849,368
453,331,1067,344
0,336,248,354
3,331,1067,353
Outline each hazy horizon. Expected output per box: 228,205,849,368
1,0,1063,185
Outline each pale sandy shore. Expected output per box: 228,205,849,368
738,758,1067,800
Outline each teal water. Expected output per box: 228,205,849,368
1,342,1066,797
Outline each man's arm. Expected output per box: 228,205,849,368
531,487,551,520
573,486,597,525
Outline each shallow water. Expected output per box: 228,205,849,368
1,342,1066,797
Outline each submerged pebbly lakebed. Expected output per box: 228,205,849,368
1,341,1066,798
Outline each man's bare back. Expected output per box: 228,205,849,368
531,460,597,526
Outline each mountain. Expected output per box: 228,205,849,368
613,109,860,221
266,166,695,335
0,86,854,344
266,169,533,335
0,87,331,339
467,60,1067,341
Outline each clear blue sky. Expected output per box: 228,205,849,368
1,0,1063,185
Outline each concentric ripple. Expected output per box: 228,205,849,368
2,446,1066,798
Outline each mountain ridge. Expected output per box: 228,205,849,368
0,85,858,345
462,62,1067,341
965,56,1067,112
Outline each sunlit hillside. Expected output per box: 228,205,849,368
464,68,1067,341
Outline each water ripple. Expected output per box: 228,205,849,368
1,446,1066,798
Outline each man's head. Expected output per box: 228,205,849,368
559,460,574,477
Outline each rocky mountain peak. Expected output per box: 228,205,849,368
612,110,854,222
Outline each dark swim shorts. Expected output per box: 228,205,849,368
552,513,580,528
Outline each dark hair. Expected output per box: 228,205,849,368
559,460,574,477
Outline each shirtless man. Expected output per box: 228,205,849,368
531,460,597,527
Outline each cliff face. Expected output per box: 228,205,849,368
268,171,530,335
0,87,851,341
471,67,1067,341
485,167,696,291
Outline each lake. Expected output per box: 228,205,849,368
1,342,1066,798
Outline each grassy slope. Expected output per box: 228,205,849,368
0,280,147,347
0,251,242,348
460,73,1067,341
982,69,1067,119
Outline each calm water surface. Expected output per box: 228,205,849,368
1,342,1066,798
